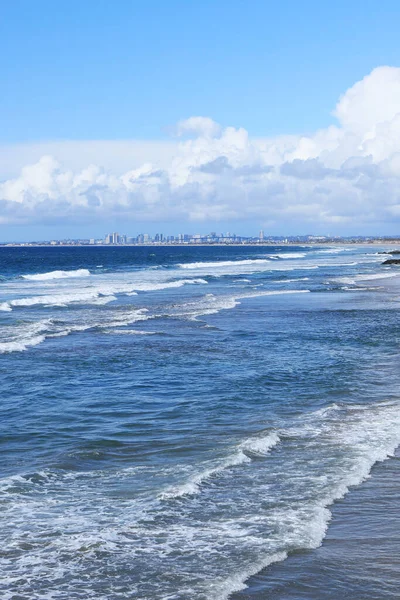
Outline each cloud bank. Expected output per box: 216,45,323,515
2,66,400,231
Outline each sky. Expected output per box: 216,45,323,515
1,0,400,241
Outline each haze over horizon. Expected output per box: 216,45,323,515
2,1,400,241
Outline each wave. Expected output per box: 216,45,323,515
22,269,91,281
0,278,208,312
0,334,46,353
2,399,399,600
196,400,400,600
272,277,310,283
244,289,310,297
130,278,207,292
179,259,272,269
103,329,156,335
0,319,54,354
177,289,310,320
269,252,306,259
0,309,151,354
316,247,347,254
179,256,309,271
209,552,288,600
333,272,399,286
180,260,321,278
0,288,310,353
0,290,112,311
160,432,280,499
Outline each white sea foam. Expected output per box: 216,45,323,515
0,278,208,312
1,290,110,310
179,259,272,269
0,302,12,311
246,289,310,297
269,252,306,259
103,329,156,335
207,552,288,600
204,400,400,599
273,277,310,283
0,335,46,353
0,287,309,353
240,431,281,456
1,400,399,600
99,308,150,329
180,289,310,320
0,308,151,353
132,278,207,291
333,272,399,286
316,247,347,254
83,294,117,305
22,269,91,281
160,453,251,499
0,319,54,354
178,259,319,280
160,432,280,499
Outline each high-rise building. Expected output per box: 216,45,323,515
259,230,264,242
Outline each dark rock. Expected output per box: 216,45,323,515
382,259,400,265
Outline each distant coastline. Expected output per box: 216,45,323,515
2,240,400,248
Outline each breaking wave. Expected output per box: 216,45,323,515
22,269,91,281
160,432,280,499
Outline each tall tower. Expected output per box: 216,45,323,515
259,230,264,242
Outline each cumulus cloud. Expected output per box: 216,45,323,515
333,66,400,134
2,66,400,231
175,116,222,138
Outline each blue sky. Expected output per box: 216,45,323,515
2,0,400,142
1,1,400,240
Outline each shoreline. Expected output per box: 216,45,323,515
230,450,400,599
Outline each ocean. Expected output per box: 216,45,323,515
1,244,399,599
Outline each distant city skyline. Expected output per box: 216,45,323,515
3,229,400,247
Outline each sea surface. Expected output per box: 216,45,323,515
1,244,400,599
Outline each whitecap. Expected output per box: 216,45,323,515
269,252,306,259
22,269,91,281
178,259,271,269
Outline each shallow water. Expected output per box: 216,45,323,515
1,244,399,599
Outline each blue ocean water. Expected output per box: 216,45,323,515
1,244,400,599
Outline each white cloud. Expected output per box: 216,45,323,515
333,66,400,134
175,116,222,138
2,66,400,231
